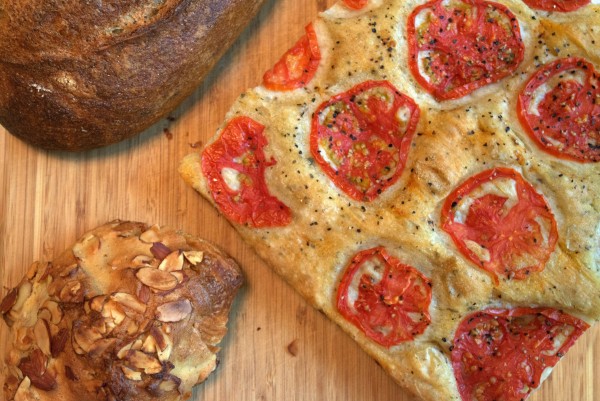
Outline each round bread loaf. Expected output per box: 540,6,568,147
0,220,243,401
0,0,264,151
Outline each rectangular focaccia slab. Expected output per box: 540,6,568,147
180,0,600,400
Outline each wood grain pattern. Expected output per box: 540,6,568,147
1,1,598,400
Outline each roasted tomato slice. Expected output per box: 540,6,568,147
441,167,558,284
452,307,589,401
517,57,600,163
407,0,524,100
343,0,369,9
201,116,292,227
336,247,432,347
521,0,590,11
310,80,420,202
262,23,321,91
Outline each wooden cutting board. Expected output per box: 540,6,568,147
1,1,598,400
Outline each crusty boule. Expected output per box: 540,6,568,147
0,0,264,151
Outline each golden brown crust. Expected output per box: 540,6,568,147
1,220,243,401
180,1,600,400
0,0,264,151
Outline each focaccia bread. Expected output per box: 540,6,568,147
0,220,243,401
0,0,264,151
180,0,600,400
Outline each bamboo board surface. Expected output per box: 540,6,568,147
1,0,598,400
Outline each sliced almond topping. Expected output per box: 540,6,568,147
125,319,140,336
132,255,154,267
73,327,103,354
127,350,162,374
34,319,51,357
59,280,83,303
12,282,33,314
88,338,117,357
89,296,107,313
121,365,143,381
142,334,158,353
150,326,173,362
156,299,192,323
13,376,31,401
102,300,127,327
50,328,69,357
140,225,161,243
131,339,143,350
136,268,178,291
171,271,184,284
111,293,147,315
0,288,18,314
41,301,63,325
183,250,204,266
158,251,184,272
137,284,151,304
117,341,135,360
150,242,172,260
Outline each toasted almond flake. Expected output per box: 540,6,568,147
132,255,153,267
171,271,184,284
135,267,178,291
140,225,161,243
142,335,158,353
151,326,173,362
111,293,147,314
156,299,192,323
150,242,172,260
121,365,143,381
34,320,51,356
41,301,63,325
73,327,103,354
1,288,18,314
13,376,31,401
158,251,184,272
183,250,204,266
128,350,162,374
117,342,134,359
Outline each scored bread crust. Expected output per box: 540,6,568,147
1,220,243,401
0,0,264,151
180,1,600,400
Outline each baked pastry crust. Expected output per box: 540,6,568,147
180,0,600,400
1,220,243,401
0,0,264,151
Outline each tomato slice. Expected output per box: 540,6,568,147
343,0,369,9
201,116,292,228
521,0,590,11
407,0,524,100
441,168,558,284
517,57,600,163
262,23,321,91
452,307,589,401
336,247,432,347
310,80,420,202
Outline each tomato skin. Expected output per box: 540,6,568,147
201,116,292,228
522,0,590,11
343,0,368,9
452,307,589,401
517,57,600,163
336,247,432,347
441,167,558,284
262,23,321,91
310,80,420,202
406,0,524,100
